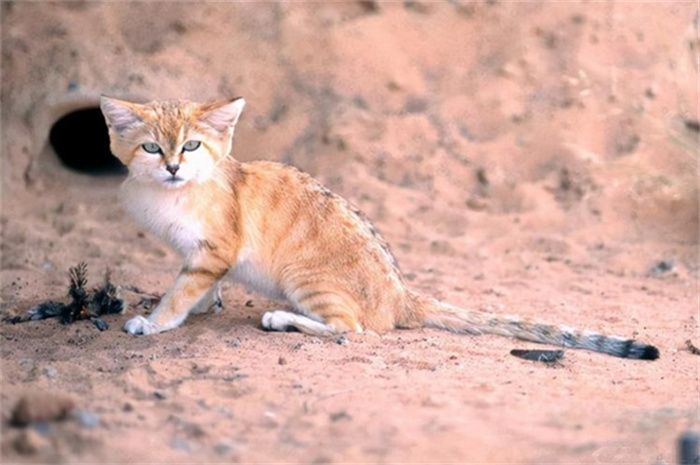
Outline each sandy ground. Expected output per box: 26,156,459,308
1,2,699,464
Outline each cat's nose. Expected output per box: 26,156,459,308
166,164,180,176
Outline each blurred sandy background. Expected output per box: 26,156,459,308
1,2,698,463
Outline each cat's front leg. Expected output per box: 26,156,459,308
124,265,226,335
190,283,224,315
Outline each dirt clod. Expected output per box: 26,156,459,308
10,391,76,427
12,429,47,455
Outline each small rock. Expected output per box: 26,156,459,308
153,391,166,400
615,134,640,155
278,356,287,365
92,318,109,331
430,240,454,255
650,259,674,276
466,196,488,211
329,410,352,422
403,96,428,113
403,0,433,14
358,0,380,12
11,391,76,426
170,437,193,452
214,441,234,455
678,431,699,465
685,119,700,133
30,423,51,435
217,405,234,418
19,359,34,369
44,367,58,378
72,409,100,429
13,429,47,455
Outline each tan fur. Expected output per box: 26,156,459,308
100,96,659,360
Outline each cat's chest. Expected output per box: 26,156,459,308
121,185,204,255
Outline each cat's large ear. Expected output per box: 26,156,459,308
100,96,143,133
201,97,246,133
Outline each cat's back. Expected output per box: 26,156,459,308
235,159,381,248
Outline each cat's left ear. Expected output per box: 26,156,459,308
201,97,246,133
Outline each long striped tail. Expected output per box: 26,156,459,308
414,295,659,360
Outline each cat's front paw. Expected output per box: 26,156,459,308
124,315,161,336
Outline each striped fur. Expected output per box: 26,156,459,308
416,296,659,360
101,96,659,360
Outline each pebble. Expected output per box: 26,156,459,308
72,409,100,429
214,441,238,455
679,431,699,465
30,422,51,435
13,429,47,455
216,405,234,419
169,437,193,452
11,391,75,426
19,359,34,369
650,259,674,276
92,318,109,331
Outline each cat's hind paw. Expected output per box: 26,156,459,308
261,310,298,332
124,315,161,336
261,310,335,336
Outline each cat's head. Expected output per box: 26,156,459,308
100,97,245,188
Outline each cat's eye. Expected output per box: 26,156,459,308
142,143,162,154
182,140,201,152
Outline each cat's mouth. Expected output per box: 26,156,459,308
163,175,186,187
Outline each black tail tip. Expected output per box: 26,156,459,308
636,345,660,360
620,339,660,360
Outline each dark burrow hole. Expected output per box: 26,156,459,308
49,107,126,174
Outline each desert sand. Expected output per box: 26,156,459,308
1,2,698,463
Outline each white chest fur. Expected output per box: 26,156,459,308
120,182,204,256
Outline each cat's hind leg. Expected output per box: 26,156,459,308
261,310,338,336
261,292,363,337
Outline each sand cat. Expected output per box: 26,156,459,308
100,96,659,360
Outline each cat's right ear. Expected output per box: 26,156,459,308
100,96,142,133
